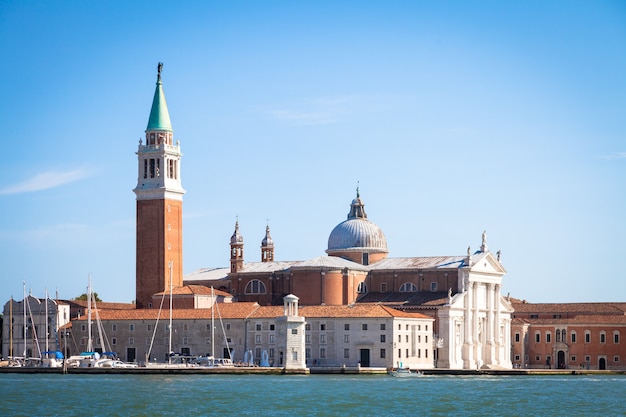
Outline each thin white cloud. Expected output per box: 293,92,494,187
268,109,337,126
603,152,626,160
265,94,370,126
0,168,90,195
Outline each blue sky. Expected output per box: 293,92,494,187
0,1,624,305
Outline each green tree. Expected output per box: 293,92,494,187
74,292,102,302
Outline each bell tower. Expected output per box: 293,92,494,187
134,63,185,309
230,220,244,273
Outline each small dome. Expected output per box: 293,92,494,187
326,190,388,253
261,225,274,247
230,221,243,245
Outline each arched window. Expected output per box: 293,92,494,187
399,282,417,292
357,282,367,294
245,279,266,294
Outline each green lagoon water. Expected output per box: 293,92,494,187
1,373,624,416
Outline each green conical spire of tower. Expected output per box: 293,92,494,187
146,62,172,132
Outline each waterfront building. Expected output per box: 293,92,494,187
510,300,626,370
188,200,513,369
69,297,434,369
1,295,70,360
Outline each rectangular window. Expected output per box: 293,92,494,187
380,335,386,343
344,349,350,358
344,324,350,331
380,348,386,358
362,324,368,331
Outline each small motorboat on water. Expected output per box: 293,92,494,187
388,367,423,377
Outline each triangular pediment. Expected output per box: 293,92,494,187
469,251,506,275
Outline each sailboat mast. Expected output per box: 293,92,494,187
45,288,49,354
168,261,173,364
9,296,13,358
23,281,26,357
211,287,215,358
87,275,93,352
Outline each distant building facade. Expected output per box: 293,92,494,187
70,299,434,369
510,301,626,370
1,296,70,360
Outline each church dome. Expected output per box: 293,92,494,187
326,191,388,253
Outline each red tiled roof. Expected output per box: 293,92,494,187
511,301,626,315
248,304,432,319
153,285,231,297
